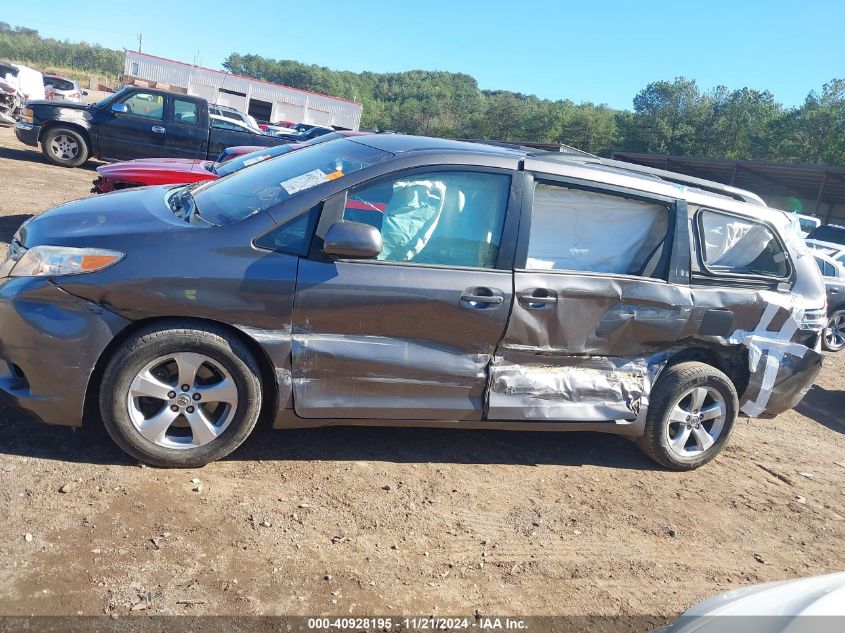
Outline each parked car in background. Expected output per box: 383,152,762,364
269,124,335,142
208,104,263,134
0,61,25,126
3,62,45,102
14,86,284,167
259,119,296,132
0,62,45,125
806,223,845,265
43,74,87,102
216,145,263,162
813,252,845,352
0,136,826,468
795,213,821,237
209,114,262,135
92,131,370,193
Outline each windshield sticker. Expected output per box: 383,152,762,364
280,169,329,194
243,155,271,167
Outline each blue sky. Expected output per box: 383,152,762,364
4,0,844,109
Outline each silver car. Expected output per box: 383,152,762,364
43,74,86,103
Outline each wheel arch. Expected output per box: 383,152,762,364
663,345,750,398
83,316,279,428
39,121,93,155
829,302,845,316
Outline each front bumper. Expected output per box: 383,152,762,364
14,121,40,147
0,277,131,427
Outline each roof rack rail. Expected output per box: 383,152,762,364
530,152,767,206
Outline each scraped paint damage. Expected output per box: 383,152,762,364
236,293,818,424
291,333,493,418
488,353,668,421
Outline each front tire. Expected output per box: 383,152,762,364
41,126,89,167
637,361,738,471
822,308,845,352
99,322,262,468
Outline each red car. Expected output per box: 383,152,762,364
92,145,261,193
258,119,296,131
92,131,368,193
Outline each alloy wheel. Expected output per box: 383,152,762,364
49,134,79,160
665,386,727,458
825,312,845,351
126,352,238,449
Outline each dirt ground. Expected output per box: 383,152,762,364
0,127,843,627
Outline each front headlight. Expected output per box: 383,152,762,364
21,107,33,123
10,246,124,277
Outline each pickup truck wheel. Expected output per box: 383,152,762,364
636,362,738,471
42,126,89,167
822,309,845,352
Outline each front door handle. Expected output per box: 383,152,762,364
461,287,504,308
151,126,166,133
518,288,558,309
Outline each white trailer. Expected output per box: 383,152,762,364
123,50,362,130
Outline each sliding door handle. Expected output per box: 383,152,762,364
518,289,558,308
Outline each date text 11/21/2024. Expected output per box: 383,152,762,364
306,617,529,630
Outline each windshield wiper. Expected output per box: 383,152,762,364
168,185,199,220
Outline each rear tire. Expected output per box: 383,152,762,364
636,361,738,471
41,126,89,167
822,308,845,352
99,322,262,468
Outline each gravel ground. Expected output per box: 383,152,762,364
0,127,843,627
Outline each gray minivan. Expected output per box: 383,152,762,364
0,136,827,469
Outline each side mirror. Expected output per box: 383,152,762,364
82,90,88,96
111,102,127,114
323,221,382,259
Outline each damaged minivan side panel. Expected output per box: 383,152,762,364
487,176,688,423
486,175,824,426
290,166,521,421
686,205,825,417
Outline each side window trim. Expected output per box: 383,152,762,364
514,172,680,282
310,165,521,271
691,207,794,285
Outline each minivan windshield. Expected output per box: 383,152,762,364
191,138,393,225
807,224,845,245
213,132,352,178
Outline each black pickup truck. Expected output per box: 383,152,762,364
15,86,284,167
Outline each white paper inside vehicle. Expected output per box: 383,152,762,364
280,169,328,195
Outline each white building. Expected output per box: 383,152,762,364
123,50,362,130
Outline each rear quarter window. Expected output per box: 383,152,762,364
697,209,789,278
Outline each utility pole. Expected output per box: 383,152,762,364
138,33,143,52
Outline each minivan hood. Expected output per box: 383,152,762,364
17,186,192,249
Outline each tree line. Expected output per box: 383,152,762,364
0,23,124,77
2,25,843,165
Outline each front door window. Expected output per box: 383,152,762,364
120,92,164,120
344,171,511,268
